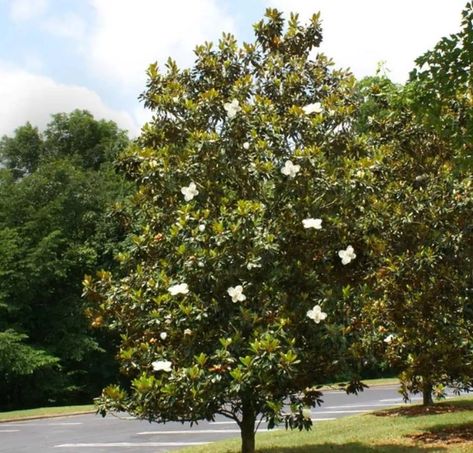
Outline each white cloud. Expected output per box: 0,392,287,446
9,0,49,22
265,0,464,82
41,12,86,40
0,62,139,137
87,0,235,92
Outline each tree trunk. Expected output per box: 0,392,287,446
422,380,434,406
240,398,256,453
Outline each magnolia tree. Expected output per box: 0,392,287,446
355,76,473,405
84,10,370,453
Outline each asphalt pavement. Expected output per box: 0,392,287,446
0,386,455,453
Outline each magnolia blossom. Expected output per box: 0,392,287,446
168,283,189,296
243,142,250,150
152,360,172,372
302,102,323,114
306,304,327,324
338,245,356,265
384,334,395,344
302,407,312,420
281,160,300,178
181,182,199,201
227,285,246,303
160,332,167,340
184,328,192,336
302,218,322,230
224,99,241,119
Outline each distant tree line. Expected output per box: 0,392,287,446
0,110,132,409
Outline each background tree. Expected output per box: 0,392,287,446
355,74,473,405
0,123,42,177
409,1,473,173
0,110,131,409
85,10,375,453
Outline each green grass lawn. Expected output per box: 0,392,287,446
177,397,473,453
0,404,95,422
320,376,399,391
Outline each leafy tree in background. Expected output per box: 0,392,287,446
409,1,473,172
0,109,128,175
0,123,42,177
355,74,473,405
85,11,376,453
0,110,131,409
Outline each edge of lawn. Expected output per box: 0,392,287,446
0,405,95,423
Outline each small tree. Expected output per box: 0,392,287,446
84,10,363,453
355,75,473,405
85,10,370,453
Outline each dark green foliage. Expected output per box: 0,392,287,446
86,10,370,453
355,74,473,405
409,2,473,172
0,110,130,409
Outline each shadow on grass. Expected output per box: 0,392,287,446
374,399,473,418
256,442,445,452
407,421,473,445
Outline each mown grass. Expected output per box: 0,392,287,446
177,397,473,453
321,376,399,391
0,404,95,421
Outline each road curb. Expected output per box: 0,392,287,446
0,410,96,424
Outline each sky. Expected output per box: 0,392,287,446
0,0,467,138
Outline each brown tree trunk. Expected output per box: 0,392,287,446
422,380,434,406
240,397,256,453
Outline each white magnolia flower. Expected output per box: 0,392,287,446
302,218,322,230
198,224,206,232
281,160,300,178
302,102,323,114
168,283,189,296
243,142,250,150
227,285,246,303
384,334,395,344
302,407,312,420
224,99,241,119
160,332,167,340
181,182,199,201
306,304,327,324
184,328,192,336
338,245,356,265
152,360,172,372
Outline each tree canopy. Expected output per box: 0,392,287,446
0,110,131,409
85,10,379,453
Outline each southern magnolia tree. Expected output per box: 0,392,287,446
85,10,370,452
355,76,473,405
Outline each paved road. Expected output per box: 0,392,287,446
0,386,457,453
